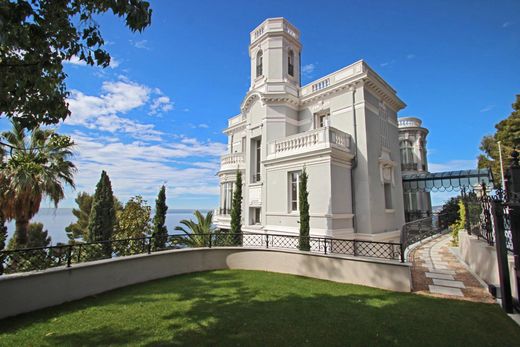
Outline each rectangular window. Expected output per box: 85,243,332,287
222,182,233,214
253,139,261,182
289,171,301,211
384,183,393,210
252,208,261,224
314,112,330,128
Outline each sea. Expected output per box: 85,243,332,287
5,208,211,245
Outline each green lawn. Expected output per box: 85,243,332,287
1,270,519,346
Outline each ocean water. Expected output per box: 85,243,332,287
5,208,210,245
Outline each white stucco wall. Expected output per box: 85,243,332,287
0,248,411,319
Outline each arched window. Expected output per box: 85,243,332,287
400,140,416,169
256,50,263,77
288,50,294,76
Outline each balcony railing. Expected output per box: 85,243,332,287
401,163,418,172
267,126,351,160
220,153,245,171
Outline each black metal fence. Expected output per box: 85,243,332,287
0,232,403,275
464,192,514,252
400,213,447,254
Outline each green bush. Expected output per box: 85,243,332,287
449,200,466,246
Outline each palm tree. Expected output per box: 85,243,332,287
175,210,215,247
0,120,76,246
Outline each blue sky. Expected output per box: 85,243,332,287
1,0,519,209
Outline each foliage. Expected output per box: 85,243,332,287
152,185,168,250
5,222,53,273
0,0,152,129
0,212,7,275
478,95,520,185
113,196,152,256
66,192,122,243
230,170,243,246
0,120,75,245
88,170,116,258
299,168,310,251
450,200,466,246
438,197,460,230
66,192,93,242
175,210,215,247
2,270,520,346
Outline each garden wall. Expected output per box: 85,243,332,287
0,248,411,319
458,231,518,301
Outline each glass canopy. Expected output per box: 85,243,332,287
402,168,494,192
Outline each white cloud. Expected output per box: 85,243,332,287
149,95,174,115
70,132,226,203
428,159,477,173
406,54,416,60
198,123,209,128
131,39,150,50
301,63,316,77
480,105,494,113
502,21,512,28
64,55,120,69
380,60,395,67
66,78,165,140
64,55,87,66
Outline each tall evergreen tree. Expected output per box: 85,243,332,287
88,171,116,258
0,212,7,275
66,192,93,242
153,185,168,249
478,95,520,184
299,168,310,251
230,170,243,246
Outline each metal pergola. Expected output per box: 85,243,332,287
402,168,494,193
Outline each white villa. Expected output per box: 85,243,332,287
214,18,431,242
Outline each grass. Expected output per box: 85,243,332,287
0,270,519,346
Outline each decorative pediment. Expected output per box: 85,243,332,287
240,92,262,114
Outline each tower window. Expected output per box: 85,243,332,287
256,50,263,77
288,50,294,77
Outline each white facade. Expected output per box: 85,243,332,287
398,117,432,221
215,18,407,241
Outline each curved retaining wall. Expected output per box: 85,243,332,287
0,248,411,319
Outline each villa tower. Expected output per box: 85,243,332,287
216,18,407,241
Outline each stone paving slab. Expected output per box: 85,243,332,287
426,272,455,280
429,285,464,297
427,268,456,275
410,234,495,303
433,279,466,288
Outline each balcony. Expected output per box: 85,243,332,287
266,126,351,161
220,153,245,172
401,163,418,172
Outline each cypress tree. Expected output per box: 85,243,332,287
153,185,168,249
0,212,7,275
230,170,243,245
299,168,310,251
88,171,116,258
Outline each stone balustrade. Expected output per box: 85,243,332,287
398,117,423,128
228,114,244,127
267,126,351,160
220,153,245,171
300,60,364,97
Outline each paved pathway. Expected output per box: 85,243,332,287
410,234,494,303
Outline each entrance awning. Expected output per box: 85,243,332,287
402,168,494,192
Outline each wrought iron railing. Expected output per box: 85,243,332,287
0,232,404,275
400,213,448,255
465,193,514,252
